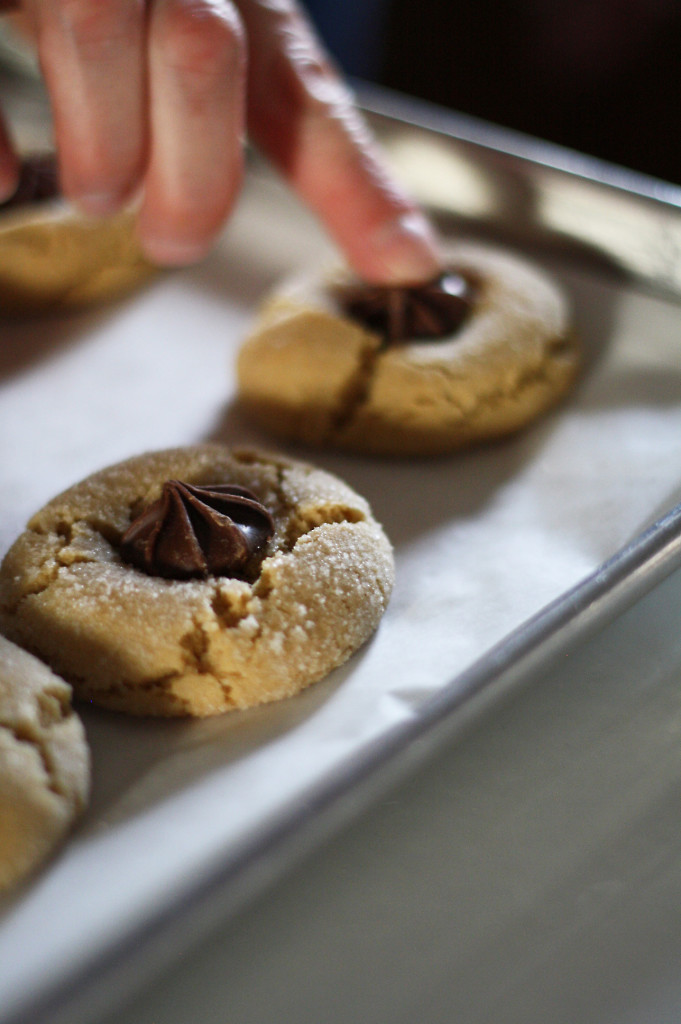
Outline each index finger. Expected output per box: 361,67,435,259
237,0,442,284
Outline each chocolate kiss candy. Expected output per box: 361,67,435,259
120,481,275,581
343,271,475,344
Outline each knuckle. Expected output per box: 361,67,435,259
159,0,244,80
264,9,349,120
269,48,350,131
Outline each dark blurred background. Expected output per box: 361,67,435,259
303,0,681,185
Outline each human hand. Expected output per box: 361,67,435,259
0,0,441,283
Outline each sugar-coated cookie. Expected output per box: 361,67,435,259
0,635,89,894
236,241,579,456
0,154,155,315
0,446,394,717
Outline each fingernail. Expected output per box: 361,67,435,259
73,191,124,217
371,210,443,284
139,234,210,267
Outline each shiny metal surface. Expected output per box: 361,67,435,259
361,83,681,300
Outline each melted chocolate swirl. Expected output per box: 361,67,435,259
120,481,275,581
343,271,475,345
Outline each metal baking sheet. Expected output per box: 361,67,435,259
2,81,681,1024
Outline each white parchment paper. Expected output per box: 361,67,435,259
2,164,681,1019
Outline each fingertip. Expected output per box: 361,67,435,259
137,231,213,267
136,175,241,267
136,195,235,267
355,210,445,285
58,151,146,219
68,188,130,218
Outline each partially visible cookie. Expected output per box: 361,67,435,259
0,635,90,894
0,446,394,717
0,154,155,315
236,241,579,456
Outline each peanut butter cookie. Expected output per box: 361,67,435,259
0,154,155,315
236,241,579,456
0,635,89,893
0,446,394,717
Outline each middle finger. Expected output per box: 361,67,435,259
137,0,246,264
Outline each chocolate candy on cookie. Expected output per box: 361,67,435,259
236,242,579,456
0,446,394,717
0,635,90,893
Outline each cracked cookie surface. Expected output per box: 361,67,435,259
0,635,90,893
236,241,580,456
0,446,394,717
